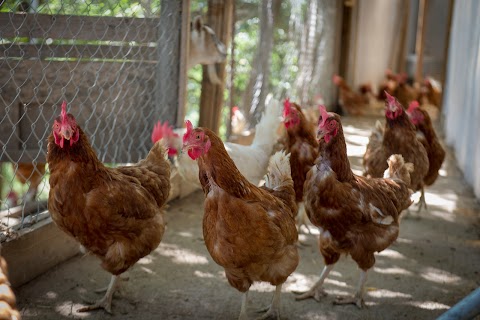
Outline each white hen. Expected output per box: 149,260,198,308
158,99,282,199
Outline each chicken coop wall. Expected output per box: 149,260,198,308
0,0,186,239
442,0,480,199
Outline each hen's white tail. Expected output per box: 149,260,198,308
264,151,293,189
252,97,281,148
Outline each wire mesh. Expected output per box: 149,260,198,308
0,0,179,239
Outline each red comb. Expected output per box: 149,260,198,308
333,75,342,85
61,101,67,120
407,101,420,113
183,120,193,143
283,98,291,117
232,106,239,113
385,91,396,105
151,120,179,144
151,121,163,144
318,105,329,128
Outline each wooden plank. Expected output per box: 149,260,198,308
0,13,158,43
0,44,157,61
2,217,80,287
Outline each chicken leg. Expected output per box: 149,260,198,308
294,264,334,301
256,284,283,320
78,275,118,314
296,202,312,234
238,290,249,320
334,269,368,309
416,187,428,213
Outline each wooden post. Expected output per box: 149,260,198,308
198,0,234,134
156,0,189,127
439,0,455,109
397,0,410,73
176,0,191,127
226,1,236,140
415,0,429,82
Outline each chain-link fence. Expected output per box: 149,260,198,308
0,0,181,239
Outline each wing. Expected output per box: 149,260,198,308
203,187,297,269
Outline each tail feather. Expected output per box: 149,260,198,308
264,151,293,190
252,97,282,148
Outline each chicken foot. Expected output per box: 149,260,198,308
333,269,368,309
256,284,282,320
78,275,118,314
294,264,333,301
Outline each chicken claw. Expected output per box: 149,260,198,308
78,275,118,314
256,308,280,320
256,284,282,320
333,295,365,309
293,286,327,302
78,294,114,314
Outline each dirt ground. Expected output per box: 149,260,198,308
15,116,480,320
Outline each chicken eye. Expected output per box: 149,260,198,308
196,134,200,140
54,123,59,129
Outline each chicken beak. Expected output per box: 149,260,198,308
316,129,325,141
60,126,73,140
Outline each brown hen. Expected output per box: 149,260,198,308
47,101,170,313
296,106,413,308
283,99,319,232
182,120,298,320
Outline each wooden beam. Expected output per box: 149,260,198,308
176,0,191,128
415,0,429,82
0,13,157,43
0,44,157,61
198,0,234,134
155,0,183,128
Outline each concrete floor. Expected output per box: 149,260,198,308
14,116,480,320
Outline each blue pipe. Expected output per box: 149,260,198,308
437,287,480,320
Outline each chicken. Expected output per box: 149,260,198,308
47,101,170,313
333,75,368,116
295,106,413,308
11,162,46,203
157,98,282,200
363,93,429,212
182,121,298,320
362,120,384,177
283,99,319,232
0,257,21,320
394,73,419,108
407,101,446,205
4,191,18,209
357,83,384,116
231,106,248,135
377,69,398,101
418,77,442,108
